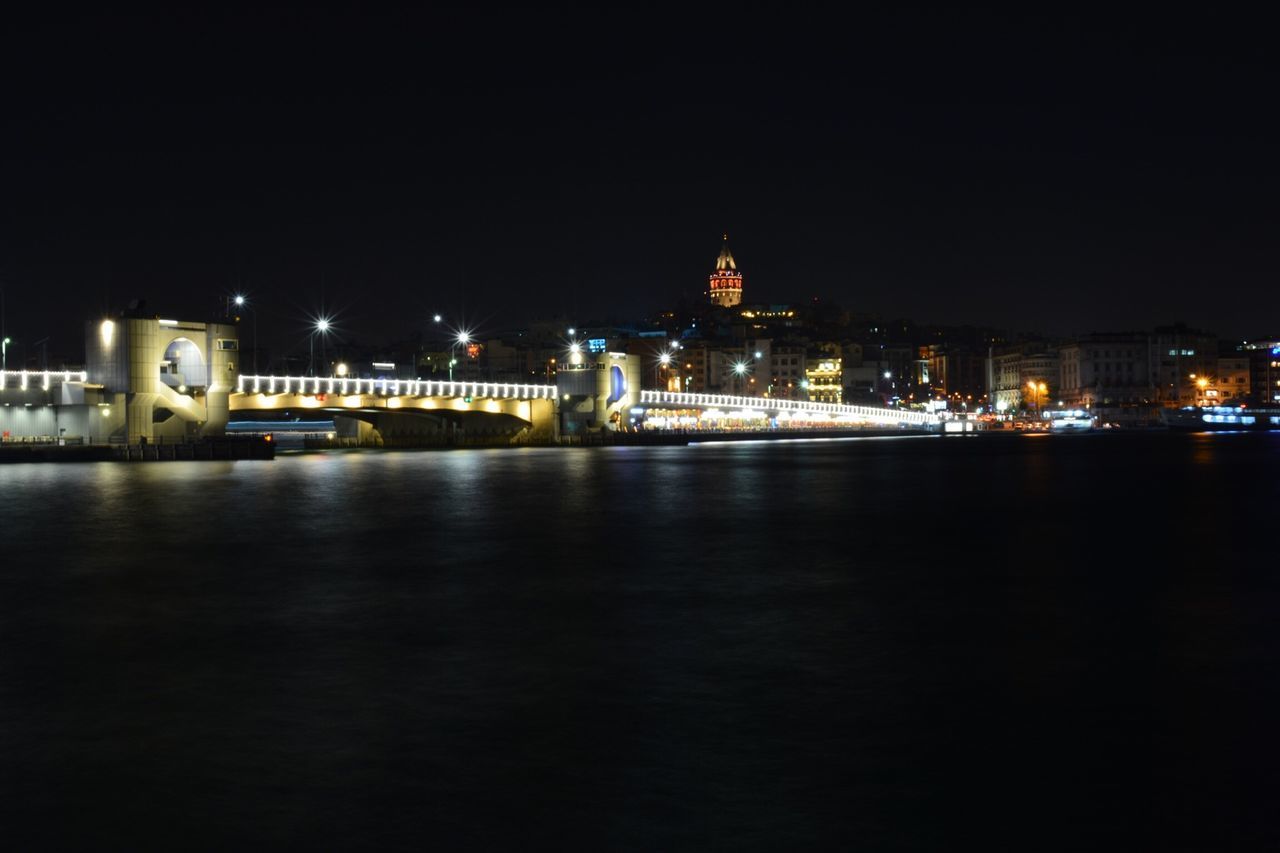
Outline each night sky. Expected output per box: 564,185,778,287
3,8,1276,357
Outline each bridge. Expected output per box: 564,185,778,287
2,313,939,445
230,374,561,444
227,376,935,443
637,390,935,428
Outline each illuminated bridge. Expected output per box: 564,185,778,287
230,374,560,444
637,390,936,429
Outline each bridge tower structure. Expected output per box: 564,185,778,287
86,313,238,443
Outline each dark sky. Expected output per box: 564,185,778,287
2,7,1277,357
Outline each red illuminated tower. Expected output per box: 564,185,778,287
707,233,743,308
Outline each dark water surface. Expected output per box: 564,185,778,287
3,432,1279,850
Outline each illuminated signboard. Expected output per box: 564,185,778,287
587,338,607,353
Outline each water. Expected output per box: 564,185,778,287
2,433,1279,850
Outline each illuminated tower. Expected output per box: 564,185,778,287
707,233,743,308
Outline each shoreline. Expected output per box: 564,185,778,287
8,425,1276,463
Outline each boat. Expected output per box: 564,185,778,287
1045,409,1096,432
1162,405,1280,431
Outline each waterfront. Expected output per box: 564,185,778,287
2,432,1279,850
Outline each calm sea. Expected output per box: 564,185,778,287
2,432,1279,850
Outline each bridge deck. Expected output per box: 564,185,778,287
234,375,557,400
638,390,934,425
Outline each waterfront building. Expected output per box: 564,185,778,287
1057,333,1153,424
768,344,806,398
920,344,985,404
707,233,744,308
805,356,843,403
1149,324,1218,407
1215,354,1251,403
1243,339,1280,404
987,348,1025,413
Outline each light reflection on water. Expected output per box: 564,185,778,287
1,432,1279,850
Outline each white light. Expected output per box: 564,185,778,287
336,362,349,376
457,331,471,345
100,319,115,348
754,351,762,359
234,295,246,307
567,327,576,335
884,371,892,379
316,318,331,333
433,314,442,323
158,319,178,327
569,343,581,354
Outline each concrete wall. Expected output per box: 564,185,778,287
0,391,125,444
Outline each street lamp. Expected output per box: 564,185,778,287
451,330,471,380
310,318,331,376
233,295,258,374
732,360,750,396
1027,380,1047,416
1,336,9,372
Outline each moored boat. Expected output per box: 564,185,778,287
1162,405,1280,431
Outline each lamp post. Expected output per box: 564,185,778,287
452,331,470,381
1027,380,1047,417
310,318,331,376
732,360,750,396
1,336,9,372
234,295,258,375
1193,373,1209,406
657,350,672,389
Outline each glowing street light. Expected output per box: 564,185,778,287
1,336,9,372
433,314,442,323
1027,380,1047,415
655,350,675,387
450,330,473,380
233,295,258,373
310,318,332,376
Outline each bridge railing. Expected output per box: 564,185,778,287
234,375,558,400
0,370,89,391
638,389,935,425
